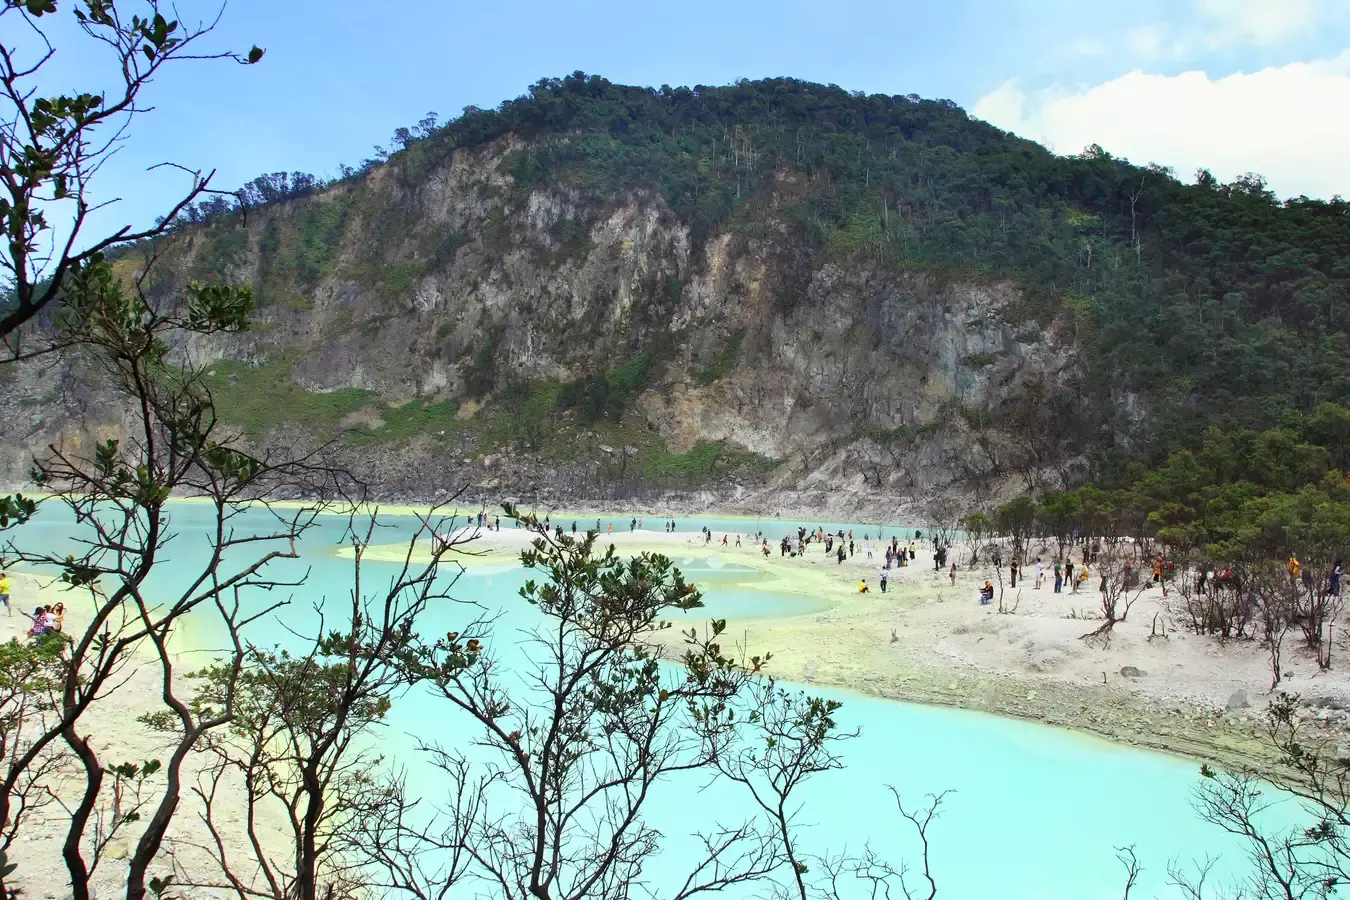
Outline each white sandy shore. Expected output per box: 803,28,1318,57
1,572,287,900
350,525,1350,769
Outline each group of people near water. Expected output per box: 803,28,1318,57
0,569,67,640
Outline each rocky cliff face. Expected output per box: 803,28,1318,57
0,139,1080,519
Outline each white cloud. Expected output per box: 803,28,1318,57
972,53,1350,199
1197,0,1323,47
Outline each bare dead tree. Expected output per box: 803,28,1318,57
1252,565,1296,693
161,507,475,900
890,789,949,900
706,681,856,900
1117,845,1140,899
1182,694,1350,899
1080,552,1147,647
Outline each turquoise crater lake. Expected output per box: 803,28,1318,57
5,501,1285,898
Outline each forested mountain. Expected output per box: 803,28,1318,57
6,73,1349,513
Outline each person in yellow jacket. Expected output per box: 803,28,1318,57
0,571,9,616
858,579,870,593
1289,555,1302,581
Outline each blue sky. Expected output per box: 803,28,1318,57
24,0,1350,234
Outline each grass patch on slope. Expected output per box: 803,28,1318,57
203,356,459,445
203,355,373,439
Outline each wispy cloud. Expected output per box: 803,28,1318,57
1196,0,1325,48
1060,0,1340,69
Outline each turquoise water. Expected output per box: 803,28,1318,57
3,501,1284,897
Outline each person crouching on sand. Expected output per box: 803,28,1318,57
858,579,869,593
979,581,994,605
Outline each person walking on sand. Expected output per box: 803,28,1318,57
837,546,846,565
1034,559,1044,590
865,540,873,560
1009,561,1018,589
735,534,742,548
949,562,957,586
721,534,728,546
879,568,889,592
0,570,9,617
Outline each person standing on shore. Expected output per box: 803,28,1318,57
1010,561,1018,589
1034,559,1044,589
949,562,957,585
879,569,888,593
1065,559,1075,592
0,570,9,617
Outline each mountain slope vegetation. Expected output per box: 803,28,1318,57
9,73,1350,509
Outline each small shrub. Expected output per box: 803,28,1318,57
696,330,744,384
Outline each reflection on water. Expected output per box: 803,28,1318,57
4,501,1277,897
